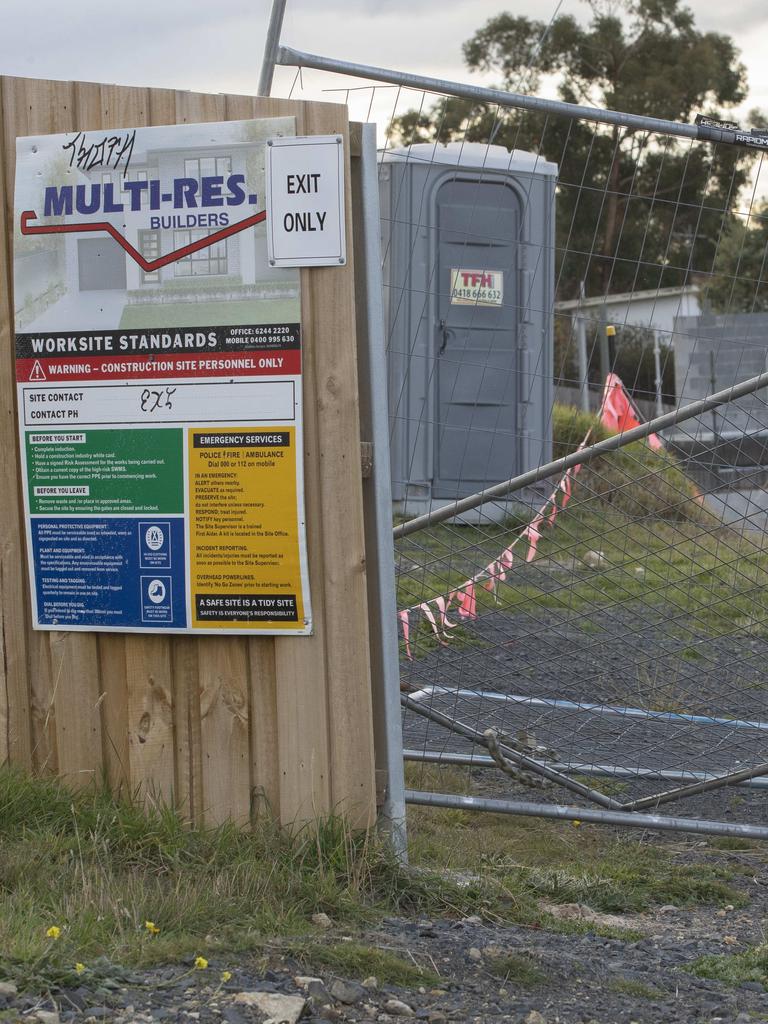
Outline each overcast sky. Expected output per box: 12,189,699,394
2,0,768,123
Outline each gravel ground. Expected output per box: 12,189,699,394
6,867,768,1024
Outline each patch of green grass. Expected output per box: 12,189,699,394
0,767,475,987
485,952,548,987
607,978,663,999
0,762,751,1000
687,945,768,989
682,646,704,661
119,297,298,329
572,775,628,797
709,837,761,852
535,915,644,942
406,772,743,917
500,860,740,914
288,940,441,986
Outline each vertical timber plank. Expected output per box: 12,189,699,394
197,640,250,825
170,637,201,823
247,637,280,820
225,93,282,823
124,636,175,804
269,99,333,829
0,76,32,769
140,88,201,823
48,630,102,786
147,87,187,811
115,80,177,803
303,102,376,827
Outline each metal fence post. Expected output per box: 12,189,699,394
353,123,407,859
258,0,287,97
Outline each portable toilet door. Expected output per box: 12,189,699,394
433,175,522,500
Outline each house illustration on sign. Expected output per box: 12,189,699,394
68,142,272,292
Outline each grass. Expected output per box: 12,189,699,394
709,837,762,852
405,766,744,920
119,297,298,329
0,767,475,991
687,945,768,990
485,952,548,987
286,940,441,987
607,978,663,999
0,765,754,995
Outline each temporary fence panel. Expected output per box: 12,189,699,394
0,76,386,832
268,37,768,840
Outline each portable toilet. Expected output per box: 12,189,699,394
379,142,556,517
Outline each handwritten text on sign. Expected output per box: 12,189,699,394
265,135,346,268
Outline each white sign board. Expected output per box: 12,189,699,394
13,116,313,636
265,135,346,268
450,268,504,307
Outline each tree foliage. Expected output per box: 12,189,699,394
706,203,768,313
390,0,760,303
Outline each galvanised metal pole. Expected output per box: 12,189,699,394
576,281,590,414
393,369,768,538
406,790,768,841
408,685,768,734
275,45,768,153
357,124,408,859
402,749,768,791
258,0,288,97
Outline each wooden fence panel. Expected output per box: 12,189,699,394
0,76,377,829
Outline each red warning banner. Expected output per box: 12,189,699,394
16,350,301,383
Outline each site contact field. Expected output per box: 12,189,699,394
22,379,297,427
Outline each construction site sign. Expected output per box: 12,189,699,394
13,117,312,634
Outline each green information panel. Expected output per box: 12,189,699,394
26,429,183,515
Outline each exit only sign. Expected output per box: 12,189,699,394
265,134,347,268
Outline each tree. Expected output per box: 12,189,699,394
705,201,768,314
390,0,759,303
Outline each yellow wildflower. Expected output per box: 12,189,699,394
194,956,208,970
144,920,160,935
75,963,86,975
221,970,232,983
46,926,61,940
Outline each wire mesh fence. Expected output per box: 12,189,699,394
279,58,768,837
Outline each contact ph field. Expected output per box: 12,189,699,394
21,379,296,427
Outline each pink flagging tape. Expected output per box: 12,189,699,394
559,469,573,507
500,546,515,571
434,594,458,632
522,514,544,563
454,582,478,620
601,373,662,450
420,602,450,645
398,609,412,660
